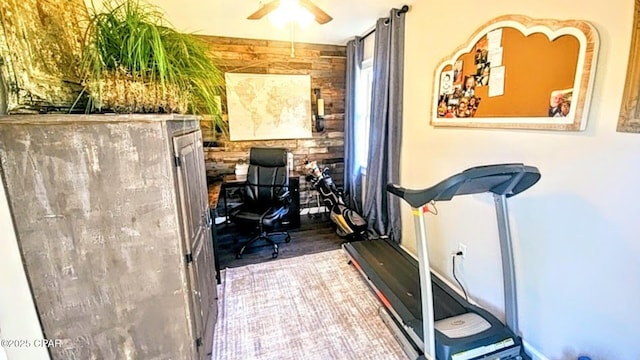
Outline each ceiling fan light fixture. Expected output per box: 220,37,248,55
295,7,315,28
267,0,314,28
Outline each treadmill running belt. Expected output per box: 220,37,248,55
349,240,421,318
347,240,469,339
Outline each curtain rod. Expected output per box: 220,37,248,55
360,5,409,41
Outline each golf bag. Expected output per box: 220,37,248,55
304,161,368,239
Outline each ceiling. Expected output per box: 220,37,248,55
146,0,415,45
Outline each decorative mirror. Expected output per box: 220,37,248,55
431,15,599,131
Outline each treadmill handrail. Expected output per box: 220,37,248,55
386,163,540,208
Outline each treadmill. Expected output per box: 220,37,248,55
343,164,540,360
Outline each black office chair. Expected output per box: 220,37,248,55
232,147,291,259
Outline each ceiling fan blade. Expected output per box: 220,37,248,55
247,0,281,20
299,0,333,24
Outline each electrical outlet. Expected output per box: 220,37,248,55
458,243,467,259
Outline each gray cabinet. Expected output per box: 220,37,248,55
0,114,217,359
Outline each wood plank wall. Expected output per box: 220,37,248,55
198,35,347,206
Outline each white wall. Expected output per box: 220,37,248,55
0,177,50,360
401,0,640,359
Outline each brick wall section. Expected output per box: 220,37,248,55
198,35,347,206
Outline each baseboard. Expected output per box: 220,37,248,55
523,340,549,360
300,206,327,215
215,206,329,224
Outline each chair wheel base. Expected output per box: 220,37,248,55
235,232,289,260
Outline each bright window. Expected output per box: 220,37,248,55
355,58,373,172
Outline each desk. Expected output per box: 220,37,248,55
288,176,301,229
220,174,300,229
208,181,222,209
207,181,222,284
221,175,246,223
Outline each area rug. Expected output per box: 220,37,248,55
212,249,407,360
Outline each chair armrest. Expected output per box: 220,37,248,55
278,190,290,202
242,183,290,204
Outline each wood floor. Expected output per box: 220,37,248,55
214,212,346,270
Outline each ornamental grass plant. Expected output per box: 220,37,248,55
81,0,225,130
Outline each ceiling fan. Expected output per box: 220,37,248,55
247,0,333,25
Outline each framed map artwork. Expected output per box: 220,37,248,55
225,73,312,141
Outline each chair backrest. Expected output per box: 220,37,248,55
243,147,289,205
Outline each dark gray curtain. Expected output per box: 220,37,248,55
363,8,405,242
343,37,363,213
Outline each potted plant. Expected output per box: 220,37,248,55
79,0,226,132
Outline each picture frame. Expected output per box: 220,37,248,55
431,15,600,131
617,0,640,133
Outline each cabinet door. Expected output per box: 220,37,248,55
173,130,217,359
